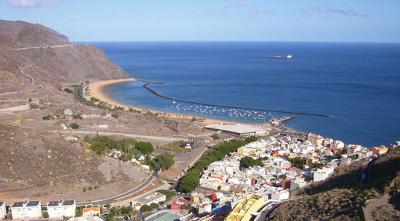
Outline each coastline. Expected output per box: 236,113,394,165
87,78,227,125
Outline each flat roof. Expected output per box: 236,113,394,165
138,192,164,203
12,201,25,207
62,200,75,206
204,124,266,134
48,201,60,207
26,200,40,207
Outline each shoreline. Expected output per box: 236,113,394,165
87,78,230,125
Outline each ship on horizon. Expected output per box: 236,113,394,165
267,54,294,59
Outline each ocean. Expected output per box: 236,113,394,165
91,42,400,147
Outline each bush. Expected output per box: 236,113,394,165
211,133,220,140
288,157,306,169
64,88,74,93
135,141,153,155
42,211,49,218
111,112,120,119
69,123,80,129
140,205,152,213
152,153,174,171
240,156,263,169
157,189,176,202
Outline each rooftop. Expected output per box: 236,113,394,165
204,124,266,135
11,201,25,207
26,200,40,207
62,200,76,206
47,201,60,207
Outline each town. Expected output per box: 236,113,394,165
0,119,393,221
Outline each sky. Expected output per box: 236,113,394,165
0,0,399,42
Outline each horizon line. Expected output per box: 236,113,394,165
72,40,400,44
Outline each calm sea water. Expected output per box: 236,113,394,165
91,42,400,147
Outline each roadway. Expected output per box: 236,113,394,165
77,170,158,206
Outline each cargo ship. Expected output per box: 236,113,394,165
267,54,293,59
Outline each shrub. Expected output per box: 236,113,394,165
211,133,220,140
70,123,80,129
240,156,263,169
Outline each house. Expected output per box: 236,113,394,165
271,189,289,201
130,192,166,210
171,196,193,210
0,201,6,219
47,200,76,219
11,200,42,220
313,167,335,182
82,207,101,217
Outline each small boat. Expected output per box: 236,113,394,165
267,54,294,59
172,98,176,104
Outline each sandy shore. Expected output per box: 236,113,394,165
87,78,223,124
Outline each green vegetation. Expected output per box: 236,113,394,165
42,211,49,218
159,141,191,153
191,117,197,122
75,206,84,217
140,203,159,213
128,108,141,114
288,157,306,169
151,153,174,171
135,141,153,155
157,189,176,202
211,133,220,140
63,88,74,93
105,206,139,221
111,112,120,119
240,156,263,169
84,136,172,171
177,136,257,193
69,123,79,129
84,136,144,158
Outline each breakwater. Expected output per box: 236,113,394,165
142,82,330,118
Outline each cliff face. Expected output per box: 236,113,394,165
0,20,128,91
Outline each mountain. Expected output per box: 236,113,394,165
0,20,128,92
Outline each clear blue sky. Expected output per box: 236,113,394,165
1,0,399,42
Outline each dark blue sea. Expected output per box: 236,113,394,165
91,42,400,147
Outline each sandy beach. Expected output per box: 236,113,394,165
87,78,223,124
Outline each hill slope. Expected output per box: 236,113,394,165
268,148,400,220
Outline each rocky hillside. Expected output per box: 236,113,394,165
268,148,400,220
0,20,128,92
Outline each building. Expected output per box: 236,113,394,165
171,196,193,210
204,123,267,137
82,207,101,217
271,189,290,201
0,201,6,219
11,200,42,220
131,192,166,210
313,167,335,182
47,200,76,219
226,195,265,221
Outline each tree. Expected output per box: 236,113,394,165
288,157,306,169
240,156,263,169
42,115,52,120
69,123,79,129
211,133,220,140
135,142,153,155
140,205,152,213
152,153,174,171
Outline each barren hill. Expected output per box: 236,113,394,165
0,20,128,92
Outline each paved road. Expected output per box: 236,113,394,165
77,171,157,206
55,129,184,142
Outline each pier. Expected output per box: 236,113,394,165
142,82,330,118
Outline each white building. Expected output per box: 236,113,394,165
313,167,335,182
11,200,42,220
271,189,290,201
0,201,6,219
131,192,166,210
47,200,76,219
